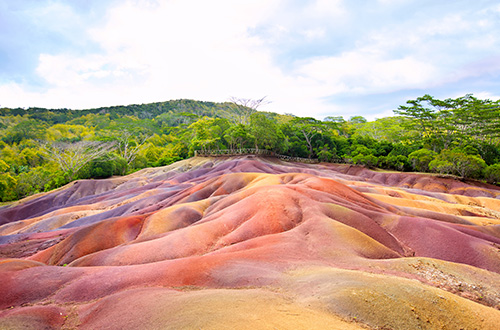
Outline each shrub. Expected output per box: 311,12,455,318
429,148,486,179
484,164,500,184
408,149,437,172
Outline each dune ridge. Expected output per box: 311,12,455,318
1,156,500,329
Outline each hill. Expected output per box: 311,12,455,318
1,156,500,329
2,94,500,204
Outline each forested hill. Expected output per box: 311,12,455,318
1,94,500,202
0,99,256,123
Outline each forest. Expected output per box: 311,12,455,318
1,94,500,202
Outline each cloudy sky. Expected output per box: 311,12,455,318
1,0,500,120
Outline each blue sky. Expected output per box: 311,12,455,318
1,0,500,120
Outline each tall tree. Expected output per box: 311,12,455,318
115,131,151,168
228,96,270,124
290,117,325,158
249,113,285,152
224,124,253,150
43,141,117,180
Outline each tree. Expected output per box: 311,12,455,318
46,124,93,142
394,94,500,151
378,154,408,171
408,149,438,172
115,131,151,169
484,164,500,184
43,141,117,181
224,124,253,150
290,117,325,158
228,96,270,124
355,116,412,143
317,145,334,162
350,144,378,167
3,119,47,144
0,160,16,202
249,113,285,152
394,94,440,137
429,148,486,179
323,116,346,137
79,154,122,179
188,117,223,153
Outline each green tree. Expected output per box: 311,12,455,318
317,145,334,162
408,149,438,172
43,141,117,180
188,117,223,153
228,96,270,124
224,124,253,150
429,148,486,178
484,164,500,184
350,145,378,167
249,113,286,152
0,160,16,201
3,119,47,144
289,117,325,158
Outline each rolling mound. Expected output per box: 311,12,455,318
1,156,500,329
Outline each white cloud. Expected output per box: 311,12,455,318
419,14,470,36
377,0,408,4
297,52,438,94
36,54,131,87
467,91,500,101
308,0,345,17
1,0,500,119
0,0,339,117
300,28,326,40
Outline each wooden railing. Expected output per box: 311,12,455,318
194,149,323,164
195,148,272,157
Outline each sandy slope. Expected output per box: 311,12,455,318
1,156,500,329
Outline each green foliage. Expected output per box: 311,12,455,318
352,153,378,167
78,154,118,179
484,164,500,184
0,160,9,173
429,148,486,178
350,145,378,167
224,124,254,150
0,172,17,202
19,147,45,167
408,149,438,172
0,95,499,202
378,155,408,171
249,113,286,152
14,166,58,199
394,94,500,151
2,119,47,144
317,145,334,162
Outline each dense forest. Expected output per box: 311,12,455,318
1,94,500,202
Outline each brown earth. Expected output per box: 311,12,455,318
1,156,500,329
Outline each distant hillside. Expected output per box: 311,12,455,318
0,99,255,123
1,94,500,203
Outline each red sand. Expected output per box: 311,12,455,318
1,156,500,329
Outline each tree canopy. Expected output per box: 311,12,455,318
1,94,499,202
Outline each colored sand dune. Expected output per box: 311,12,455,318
1,156,500,329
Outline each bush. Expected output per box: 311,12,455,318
429,148,486,179
0,172,17,202
408,149,437,172
352,153,378,167
379,154,408,171
484,164,500,184
78,154,118,179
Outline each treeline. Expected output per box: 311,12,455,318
1,94,500,202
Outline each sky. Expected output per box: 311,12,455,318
1,0,500,120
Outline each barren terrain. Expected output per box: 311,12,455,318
1,156,500,329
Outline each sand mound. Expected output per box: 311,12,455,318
1,156,499,329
